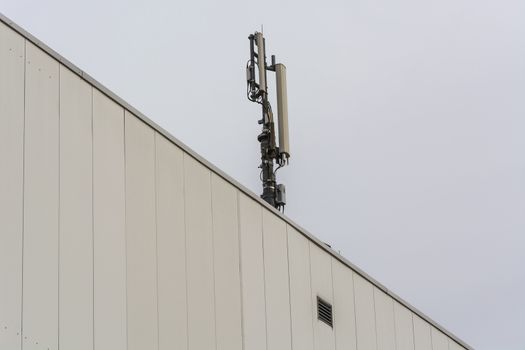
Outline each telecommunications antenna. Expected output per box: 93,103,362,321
246,31,290,212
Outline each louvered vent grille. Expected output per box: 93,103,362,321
317,296,333,328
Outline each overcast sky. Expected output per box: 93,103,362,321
2,0,524,348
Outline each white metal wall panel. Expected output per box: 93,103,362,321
238,193,267,350
353,274,377,350
0,21,24,349
431,327,448,350
155,134,188,350
310,243,335,350
413,315,432,350
125,112,159,350
393,302,415,350
262,209,292,350
183,154,216,350
0,16,473,350
92,89,127,350
211,174,242,350
374,288,396,350
287,227,314,350
58,65,93,350
22,41,59,350
332,260,357,350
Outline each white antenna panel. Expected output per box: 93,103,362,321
275,63,290,158
255,32,267,92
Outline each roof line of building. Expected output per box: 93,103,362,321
0,11,473,350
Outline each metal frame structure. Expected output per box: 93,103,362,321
246,32,289,211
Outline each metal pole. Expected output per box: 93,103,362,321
247,31,284,210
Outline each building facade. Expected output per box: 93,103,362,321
0,13,472,350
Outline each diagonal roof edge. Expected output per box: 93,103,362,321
0,11,473,350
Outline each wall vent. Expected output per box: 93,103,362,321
317,296,333,328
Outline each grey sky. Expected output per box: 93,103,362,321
2,0,524,348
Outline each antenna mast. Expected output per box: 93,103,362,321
246,32,290,212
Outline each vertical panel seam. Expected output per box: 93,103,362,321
20,37,27,350
393,304,399,349
410,313,416,350
372,287,379,350
180,152,188,350
123,110,129,350
236,192,246,350
90,86,95,350
430,327,435,350
413,316,418,349
209,174,218,350
351,273,359,350
154,133,160,350
285,226,294,350
57,62,61,350
308,243,315,349
232,190,241,350
330,259,337,350
182,154,190,350
392,299,398,350
260,209,269,350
